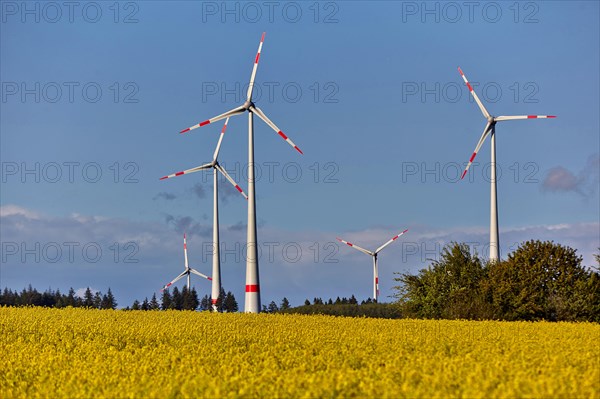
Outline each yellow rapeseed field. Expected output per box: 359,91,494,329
1,307,598,398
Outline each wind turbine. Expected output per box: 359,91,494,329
179,32,303,313
160,118,247,311
161,233,212,292
336,229,408,302
457,67,556,262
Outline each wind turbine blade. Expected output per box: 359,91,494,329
375,229,409,254
250,105,303,154
189,268,212,281
495,115,556,121
336,237,373,256
161,271,187,291
180,106,245,134
212,118,230,160
215,164,248,199
159,162,213,180
458,67,491,119
246,32,266,102
461,122,492,180
183,233,189,270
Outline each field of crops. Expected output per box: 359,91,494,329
1,307,598,398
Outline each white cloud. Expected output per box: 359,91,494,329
0,204,41,219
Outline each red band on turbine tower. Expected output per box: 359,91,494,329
246,284,260,293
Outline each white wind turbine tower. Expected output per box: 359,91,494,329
337,229,408,302
179,32,303,313
161,233,212,292
160,118,248,311
457,67,556,262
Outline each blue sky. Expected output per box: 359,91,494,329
1,1,599,308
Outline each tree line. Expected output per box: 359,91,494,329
271,296,402,318
0,285,117,309
126,287,239,312
394,240,600,322
3,240,597,322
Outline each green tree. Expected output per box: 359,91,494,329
182,287,199,310
171,287,182,310
393,242,489,319
149,293,160,310
267,301,279,313
280,297,290,310
83,287,95,308
487,240,598,321
200,294,211,311
161,290,172,310
65,288,78,307
101,288,117,310
93,291,102,309
131,300,140,310
224,291,238,312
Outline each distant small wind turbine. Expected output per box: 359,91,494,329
337,229,408,302
160,118,247,310
457,67,556,262
161,233,211,291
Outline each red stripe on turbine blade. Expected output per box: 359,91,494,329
166,283,172,287
548,115,556,118
159,176,168,180
461,170,468,180
246,284,260,293
527,115,537,119
375,277,379,283
260,32,266,42
466,82,473,92
200,120,210,127
211,299,217,304
458,67,463,75
347,243,353,247
294,146,304,155
207,277,213,281
403,229,409,234
255,53,260,64
278,130,288,140
392,235,399,240
180,128,190,134
235,185,243,193
469,152,477,162
175,172,184,176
